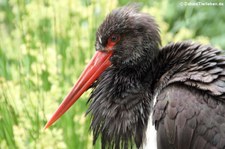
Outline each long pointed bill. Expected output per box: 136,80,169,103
45,51,112,128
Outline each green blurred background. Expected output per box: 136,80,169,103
0,0,224,148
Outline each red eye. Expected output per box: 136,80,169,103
107,34,121,48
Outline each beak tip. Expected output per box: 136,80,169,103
44,119,53,129
44,123,50,129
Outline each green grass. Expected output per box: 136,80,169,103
0,0,224,148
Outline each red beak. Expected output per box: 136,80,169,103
45,51,112,128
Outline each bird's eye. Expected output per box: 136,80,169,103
107,34,121,48
110,34,120,42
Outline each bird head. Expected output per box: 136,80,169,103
96,5,161,67
45,4,161,128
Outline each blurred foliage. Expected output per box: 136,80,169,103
0,0,224,148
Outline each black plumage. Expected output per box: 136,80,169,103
153,42,225,149
85,5,225,149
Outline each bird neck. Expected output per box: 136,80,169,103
87,64,153,148
87,47,159,148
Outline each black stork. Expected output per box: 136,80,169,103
45,5,225,149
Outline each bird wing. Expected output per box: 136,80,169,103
155,42,225,102
152,42,225,149
153,83,225,149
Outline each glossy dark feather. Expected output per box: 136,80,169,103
154,84,225,149
153,42,225,149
